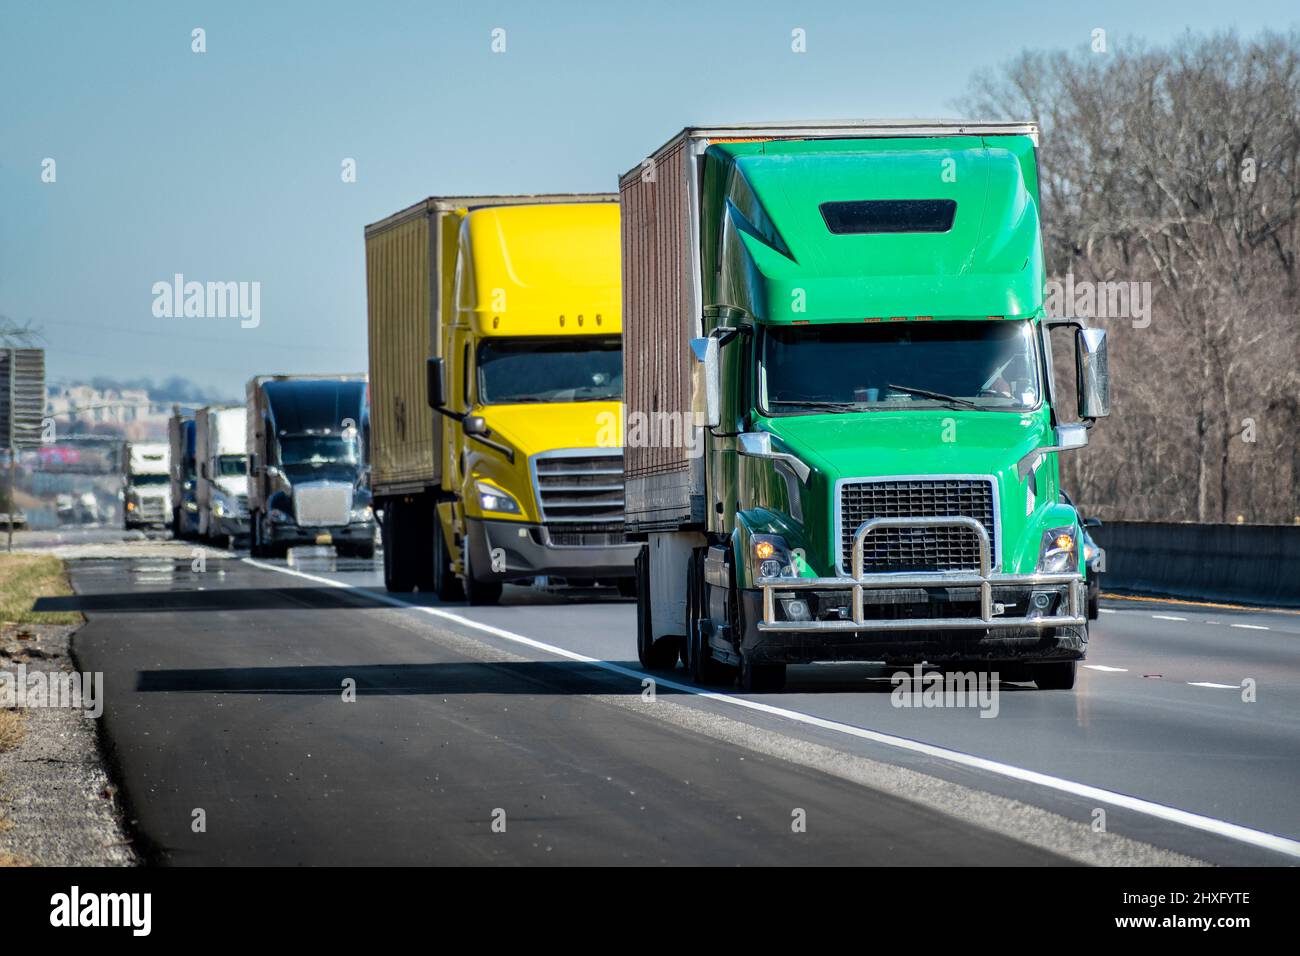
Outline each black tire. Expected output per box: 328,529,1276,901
686,549,733,685
616,576,637,599
739,654,786,692
462,535,502,606
1088,592,1100,620
634,546,679,670
1033,661,1078,690
431,512,465,601
249,512,266,558
381,499,417,592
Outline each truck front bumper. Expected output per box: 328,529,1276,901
466,518,640,583
210,514,250,538
267,520,375,547
743,515,1088,665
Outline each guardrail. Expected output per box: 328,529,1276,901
1092,521,1300,608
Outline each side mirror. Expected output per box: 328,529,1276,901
426,357,446,410
737,431,811,483
1083,516,1103,529
1075,328,1110,420
688,337,721,429
200,462,209,479
248,453,259,477
462,415,490,437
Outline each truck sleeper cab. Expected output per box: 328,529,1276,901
620,122,1111,692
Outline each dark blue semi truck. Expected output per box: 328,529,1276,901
245,375,376,559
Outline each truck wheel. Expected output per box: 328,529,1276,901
739,655,786,693
431,514,464,601
1088,592,1100,620
1033,661,1077,690
382,500,417,592
616,577,637,599
250,512,266,558
686,550,733,685
462,541,502,606
634,546,680,670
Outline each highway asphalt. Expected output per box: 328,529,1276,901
60,545,1300,866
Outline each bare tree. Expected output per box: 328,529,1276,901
962,30,1300,524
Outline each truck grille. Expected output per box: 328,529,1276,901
838,477,997,573
545,523,626,547
293,482,352,527
533,451,625,525
137,497,168,523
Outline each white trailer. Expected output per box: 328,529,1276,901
195,405,250,545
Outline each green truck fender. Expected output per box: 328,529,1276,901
732,507,820,589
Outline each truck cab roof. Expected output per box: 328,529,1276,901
702,135,1043,323
454,201,622,337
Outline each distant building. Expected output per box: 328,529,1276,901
46,383,170,440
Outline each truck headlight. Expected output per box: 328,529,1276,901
474,480,521,515
350,504,373,522
184,500,198,513
750,534,800,581
1037,526,1078,573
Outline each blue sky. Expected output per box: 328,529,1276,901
2,0,1293,398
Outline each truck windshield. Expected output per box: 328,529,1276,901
129,474,170,486
476,336,622,404
761,319,1041,414
278,436,358,466
217,455,247,477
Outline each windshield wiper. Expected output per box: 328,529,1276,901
769,400,861,413
886,384,982,410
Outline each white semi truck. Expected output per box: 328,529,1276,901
196,405,250,547
123,441,172,530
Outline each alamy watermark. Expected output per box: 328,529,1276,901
890,664,1000,718
1044,273,1151,329
151,273,260,328
0,664,104,719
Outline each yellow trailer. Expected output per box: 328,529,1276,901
365,196,639,602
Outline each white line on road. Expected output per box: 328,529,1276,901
244,557,1300,861
1230,624,1270,630
1099,608,1117,614
1152,614,1187,621
1083,664,1127,673
1188,682,1240,690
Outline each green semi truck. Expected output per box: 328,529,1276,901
620,121,1110,692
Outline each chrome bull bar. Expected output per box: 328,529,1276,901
755,516,1086,632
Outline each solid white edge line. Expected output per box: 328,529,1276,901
1230,624,1270,630
1082,664,1127,673
1188,682,1240,690
244,557,1300,861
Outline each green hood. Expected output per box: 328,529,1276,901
764,409,1050,480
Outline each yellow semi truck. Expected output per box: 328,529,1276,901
364,195,640,603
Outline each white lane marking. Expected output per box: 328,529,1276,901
1083,664,1127,673
1188,682,1239,690
1099,608,1117,614
244,557,1300,861
1230,624,1270,631
1152,614,1187,622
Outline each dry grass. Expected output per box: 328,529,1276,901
0,711,24,753
0,554,81,626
